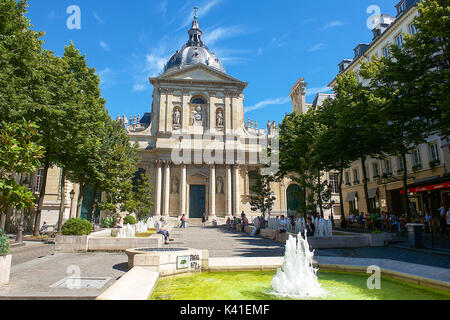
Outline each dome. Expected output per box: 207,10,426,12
163,11,225,74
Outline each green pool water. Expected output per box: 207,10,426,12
151,271,450,300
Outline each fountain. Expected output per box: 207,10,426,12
135,221,148,233
147,217,155,229
270,232,327,299
117,223,136,238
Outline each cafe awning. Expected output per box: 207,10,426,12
346,192,357,202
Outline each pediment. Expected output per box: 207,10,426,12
155,64,244,84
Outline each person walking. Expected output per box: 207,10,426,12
438,204,447,237
180,214,187,229
202,212,207,227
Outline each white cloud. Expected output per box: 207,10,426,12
145,53,169,77
244,87,332,113
320,20,345,30
270,31,290,48
308,42,326,52
306,86,332,96
178,0,223,30
97,67,114,87
245,97,291,113
159,0,169,16
203,25,247,45
99,41,110,51
93,12,104,24
133,84,147,92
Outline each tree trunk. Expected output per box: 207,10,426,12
401,153,412,221
76,182,85,218
361,156,371,214
33,159,50,236
57,168,66,232
90,185,98,226
339,159,346,222
0,212,6,230
317,170,324,217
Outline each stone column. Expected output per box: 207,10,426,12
180,164,187,216
209,164,216,219
233,165,240,216
163,162,170,217
155,161,162,216
226,165,232,217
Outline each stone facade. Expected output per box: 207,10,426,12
328,2,450,217
125,16,299,221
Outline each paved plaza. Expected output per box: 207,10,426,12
1,223,449,299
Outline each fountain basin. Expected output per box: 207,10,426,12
125,247,209,276
150,270,450,300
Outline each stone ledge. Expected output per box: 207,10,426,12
96,267,159,300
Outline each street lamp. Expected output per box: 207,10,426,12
69,189,75,219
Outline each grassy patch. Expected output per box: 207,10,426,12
136,229,156,238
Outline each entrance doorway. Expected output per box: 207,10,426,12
286,184,305,215
189,185,206,218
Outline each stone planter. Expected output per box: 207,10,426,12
0,254,12,286
55,235,90,253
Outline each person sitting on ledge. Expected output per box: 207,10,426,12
306,217,315,237
156,217,172,244
39,221,49,236
273,215,287,240
241,214,249,232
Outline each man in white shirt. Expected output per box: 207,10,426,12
156,218,171,244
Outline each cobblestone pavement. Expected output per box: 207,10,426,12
1,224,448,299
171,225,286,257
9,242,55,267
0,252,128,299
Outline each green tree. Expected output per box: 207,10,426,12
0,121,44,229
330,72,387,215
131,173,154,222
278,111,328,216
402,0,450,137
360,51,443,220
249,170,276,219
60,42,107,221
315,92,355,224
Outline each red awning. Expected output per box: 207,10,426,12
400,181,450,194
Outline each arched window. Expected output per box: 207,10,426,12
191,97,206,105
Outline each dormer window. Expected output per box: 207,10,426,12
396,0,407,16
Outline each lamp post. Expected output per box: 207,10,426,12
69,189,75,219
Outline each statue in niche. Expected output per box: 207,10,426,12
192,106,203,126
171,177,179,194
216,110,224,127
216,177,224,194
173,108,181,126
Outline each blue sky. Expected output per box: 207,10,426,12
26,0,398,126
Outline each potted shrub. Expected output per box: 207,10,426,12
61,218,93,236
123,215,137,226
0,229,11,286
